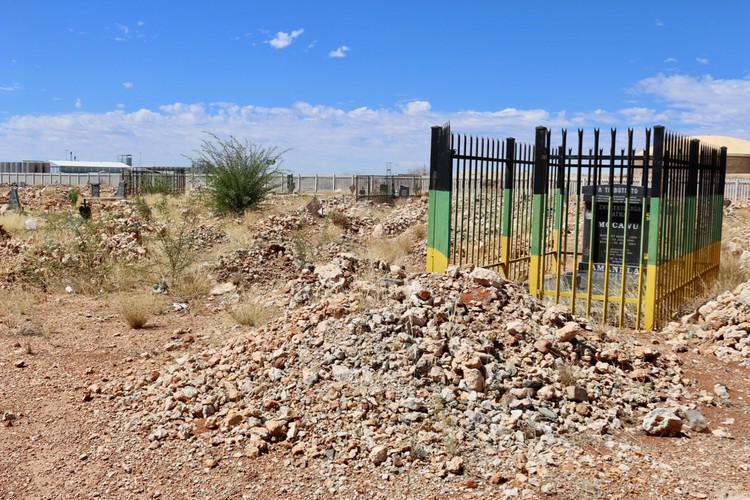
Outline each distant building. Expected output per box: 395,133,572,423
49,160,132,174
690,135,750,175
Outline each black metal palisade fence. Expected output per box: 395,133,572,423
427,124,727,330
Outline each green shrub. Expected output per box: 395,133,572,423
68,187,80,206
188,133,288,215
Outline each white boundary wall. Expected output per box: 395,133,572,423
0,172,122,186
7,172,749,202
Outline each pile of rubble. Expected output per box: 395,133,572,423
110,265,707,479
370,197,429,237
214,196,427,290
663,279,750,366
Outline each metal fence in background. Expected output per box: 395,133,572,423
0,172,122,186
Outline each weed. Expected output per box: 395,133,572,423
151,219,198,290
0,212,27,232
134,196,153,221
444,437,459,456
229,298,275,327
291,230,309,264
328,210,349,229
117,293,158,329
557,361,578,386
0,288,41,317
68,186,80,206
172,267,212,299
363,224,425,266
155,196,168,214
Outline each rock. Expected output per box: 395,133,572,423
564,385,588,402
14,360,26,368
148,427,168,441
265,420,286,438
2,411,17,422
470,267,505,288
369,445,388,465
225,411,244,427
556,322,580,342
714,384,730,400
489,472,507,485
463,368,485,392
712,428,734,439
684,409,709,433
210,282,236,296
446,456,464,475
642,408,683,437
534,339,552,353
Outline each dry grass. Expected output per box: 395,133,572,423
171,267,213,299
364,225,425,266
352,265,389,311
116,293,160,329
0,212,28,233
676,250,750,318
328,210,349,229
714,251,750,294
557,361,578,386
0,288,42,317
229,297,276,327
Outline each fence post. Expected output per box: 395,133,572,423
552,136,567,304
714,146,728,276
644,125,665,330
500,138,515,278
684,139,700,298
528,126,549,297
427,124,452,273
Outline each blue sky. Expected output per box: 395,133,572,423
1,0,749,173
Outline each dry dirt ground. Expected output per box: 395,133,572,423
1,188,749,499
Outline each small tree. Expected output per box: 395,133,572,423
189,132,287,215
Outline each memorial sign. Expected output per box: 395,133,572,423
580,184,648,276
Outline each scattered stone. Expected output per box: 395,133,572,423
642,408,683,437
210,282,236,296
446,456,464,475
714,384,730,400
555,322,580,342
684,409,709,433
369,445,388,466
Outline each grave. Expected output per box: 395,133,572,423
8,185,22,210
579,184,649,277
90,182,101,198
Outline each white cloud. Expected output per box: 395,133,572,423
403,101,431,115
655,19,664,27
267,29,304,49
1,74,748,171
664,57,677,63
0,83,20,92
696,57,710,65
75,98,82,109
632,73,750,136
123,82,134,89
329,45,350,58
